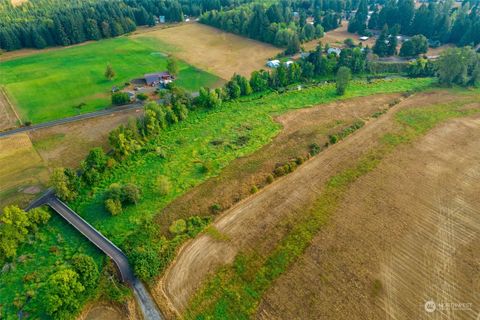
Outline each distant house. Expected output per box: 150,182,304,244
144,72,174,86
284,60,294,67
267,60,281,68
327,47,342,56
359,36,369,41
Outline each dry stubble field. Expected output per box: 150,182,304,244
133,22,282,79
158,90,480,320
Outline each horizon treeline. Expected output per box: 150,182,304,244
199,0,348,53
0,0,252,51
349,0,479,47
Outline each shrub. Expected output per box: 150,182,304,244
111,92,130,105
273,166,286,177
169,219,187,235
136,93,148,101
155,175,171,196
210,203,223,214
105,199,122,216
266,174,274,184
122,183,140,204
71,254,99,291
329,134,339,144
250,185,258,194
105,183,123,201
309,143,321,155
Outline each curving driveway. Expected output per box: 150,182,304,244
28,191,164,320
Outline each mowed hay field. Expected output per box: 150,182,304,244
161,89,480,319
0,86,19,131
0,133,49,208
0,36,219,124
134,23,282,79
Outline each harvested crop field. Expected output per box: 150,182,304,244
156,92,405,313
258,101,480,320
158,90,480,319
134,23,282,79
0,133,49,208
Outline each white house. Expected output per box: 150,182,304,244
267,60,281,68
359,36,369,41
284,60,294,67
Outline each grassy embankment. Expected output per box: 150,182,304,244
185,94,480,319
0,78,433,318
0,36,220,124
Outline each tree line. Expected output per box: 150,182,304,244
349,0,480,48
0,0,252,51
199,0,350,54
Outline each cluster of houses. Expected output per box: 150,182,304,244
114,71,175,102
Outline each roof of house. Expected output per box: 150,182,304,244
144,72,170,85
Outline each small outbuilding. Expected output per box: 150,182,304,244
267,60,281,68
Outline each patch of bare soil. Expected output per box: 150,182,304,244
134,23,281,79
256,110,480,319
29,108,142,168
79,299,139,320
157,90,469,317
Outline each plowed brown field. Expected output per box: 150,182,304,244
158,90,480,319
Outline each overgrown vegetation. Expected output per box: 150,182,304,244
185,96,480,320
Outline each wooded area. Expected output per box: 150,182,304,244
0,0,252,51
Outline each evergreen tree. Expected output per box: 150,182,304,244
105,64,116,81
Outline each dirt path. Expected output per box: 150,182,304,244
257,110,480,319
158,91,469,317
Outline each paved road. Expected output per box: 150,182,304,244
0,103,143,138
28,192,164,320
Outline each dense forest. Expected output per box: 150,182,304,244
199,0,347,53
0,0,252,51
349,0,480,47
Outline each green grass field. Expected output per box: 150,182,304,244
0,37,220,124
0,78,434,318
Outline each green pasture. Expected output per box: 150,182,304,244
0,36,219,124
